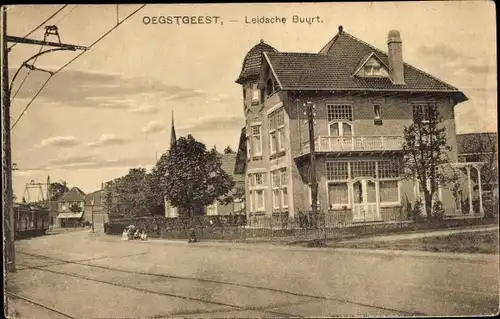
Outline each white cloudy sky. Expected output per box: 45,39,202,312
7,2,496,199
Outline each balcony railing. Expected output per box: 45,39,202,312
301,136,404,154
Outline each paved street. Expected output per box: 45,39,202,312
7,229,499,318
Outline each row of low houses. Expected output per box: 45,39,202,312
50,186,106,228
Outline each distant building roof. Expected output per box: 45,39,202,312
84,189,103,206
218,153,244,184
457,132,498,155
58,187,86,202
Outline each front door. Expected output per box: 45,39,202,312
352,179,379,222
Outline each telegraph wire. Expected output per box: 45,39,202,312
11,4,78,102
8,5,67,50
10,4,147,130
52,5,78,26
54,4,146,73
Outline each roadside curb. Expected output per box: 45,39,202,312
136,237,499,263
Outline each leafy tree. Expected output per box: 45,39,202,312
160,134,235,218
103,168,161,219
224,145,235,154
402,104,453,218
50,181,69,200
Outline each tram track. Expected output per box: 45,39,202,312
16,250,424,316
6,291,76,319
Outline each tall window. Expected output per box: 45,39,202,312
413,103,435,123
251,82,260,104
327,104,353,137
248,172,267,212
268,107,286,155
250,124,262,156
271,168,288,209
326,161,350,208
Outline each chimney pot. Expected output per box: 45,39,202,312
387,30,405,85
338,25,343,33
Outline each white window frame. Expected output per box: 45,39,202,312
328,121,353,137
277,109,285,152
268,106,286,155
250,123,262,157
254,189,265,212
206,202,218,216
373,104,382,120
248,171,267,213
251,82,260,104
275,168,288,209
324,160,403,210
327,104,353,138
246,130,251,159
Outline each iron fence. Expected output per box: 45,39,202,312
104,209,497,243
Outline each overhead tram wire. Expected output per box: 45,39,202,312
8,5,67,50
51,5,78,25
10,4,147,130
11,43,45,101
11,5,79,101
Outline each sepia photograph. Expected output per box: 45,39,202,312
2,2,498,318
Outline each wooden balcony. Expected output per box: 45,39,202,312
300,136,404,156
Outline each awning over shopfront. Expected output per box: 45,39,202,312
57,212,84,219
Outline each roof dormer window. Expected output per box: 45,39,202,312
355,54,389,78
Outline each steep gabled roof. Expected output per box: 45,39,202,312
236,40,278,84
59,187,86,202
263,29,466,101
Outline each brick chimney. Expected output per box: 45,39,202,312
387,30,405,85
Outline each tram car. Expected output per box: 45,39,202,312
14,203,50,239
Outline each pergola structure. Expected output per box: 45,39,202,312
450,162,486,216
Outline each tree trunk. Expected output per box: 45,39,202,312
424,190,432,219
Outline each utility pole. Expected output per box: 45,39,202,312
2,6,87,273
47,175,52,230
306,100,319,229
90,197,95,233
2,6,16,273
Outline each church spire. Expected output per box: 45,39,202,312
170,111,176,149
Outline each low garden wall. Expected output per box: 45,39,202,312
104,215,497,243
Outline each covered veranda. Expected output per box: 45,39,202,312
450,162,486,216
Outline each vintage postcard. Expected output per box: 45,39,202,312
2,2,498,318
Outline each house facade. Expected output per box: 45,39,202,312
84,189,108,227
57,186,86,227
236,26,474,225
